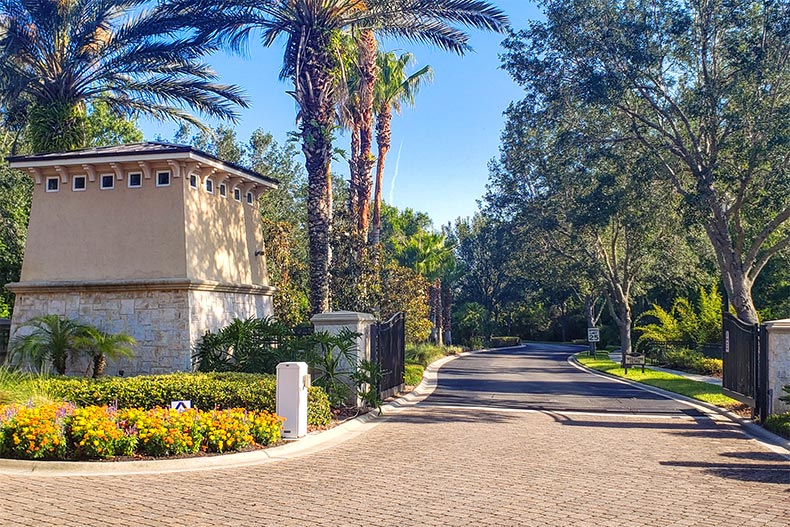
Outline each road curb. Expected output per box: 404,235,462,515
569,353,790,456
0,351,470,477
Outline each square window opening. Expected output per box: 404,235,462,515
205,178,214,194
46,177,59,192
246,192,254,204
72,176,86,191
128,172,142,188
234,187,241,201
190,174,197,188
100,174,114,190
156,171,171,187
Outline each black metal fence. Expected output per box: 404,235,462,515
638,339,722,365
371,312,405,398
0,318,10,364
722,313,758,408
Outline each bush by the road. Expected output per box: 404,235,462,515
490,336,521,348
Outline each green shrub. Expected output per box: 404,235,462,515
467,337,485,350
490,336,521,348
40,372,332,428
406,343,463,367
404,364,424,386
764,413,790,439
662,348,722,376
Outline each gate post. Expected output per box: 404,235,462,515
762,319,790,416
311,311,376,406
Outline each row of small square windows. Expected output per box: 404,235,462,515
45,171,255,204
189,174,255,204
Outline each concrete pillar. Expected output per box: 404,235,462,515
763,319,790,415
310,311,376,406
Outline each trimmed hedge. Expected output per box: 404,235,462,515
490,336,521,348
40,372,332,428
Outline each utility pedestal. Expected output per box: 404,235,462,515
276,361,309,439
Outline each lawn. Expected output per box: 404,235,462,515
575,353,742,410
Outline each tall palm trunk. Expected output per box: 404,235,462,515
348,125,360,220
355,30,377,240
442,281,453,345
371,103,392,246
297,40,336,314
429,278,444,346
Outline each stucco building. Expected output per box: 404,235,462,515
6,142,277,375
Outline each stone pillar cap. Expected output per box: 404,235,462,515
763,319,790,330
311,311,376,324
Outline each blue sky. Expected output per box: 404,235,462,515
138,1,542,228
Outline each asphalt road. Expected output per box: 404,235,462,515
425,343,699,414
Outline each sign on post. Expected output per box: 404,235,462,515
170,400,192,412
587,328,600,342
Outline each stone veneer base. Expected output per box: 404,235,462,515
9,282,273,376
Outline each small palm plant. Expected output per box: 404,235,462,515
8,315,90,374
77,328,136,378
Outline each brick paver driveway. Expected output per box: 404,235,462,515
2,344,789,526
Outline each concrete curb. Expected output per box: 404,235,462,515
569,353,790,456
0,351,468,477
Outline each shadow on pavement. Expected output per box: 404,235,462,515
386,408,519,425
659,459,790,485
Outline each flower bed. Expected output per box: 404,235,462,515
0,403,284,460
39,371,332,428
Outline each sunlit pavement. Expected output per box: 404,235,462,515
2,344,789,527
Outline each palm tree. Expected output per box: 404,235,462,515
177,0,508,314
0,0,248,153
8,315,90,374
76,327,136,378
371,51,432,247
395,231,454,345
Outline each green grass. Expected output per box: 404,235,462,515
575,353,742,410
405,343,464,368
0,367,57,406
404,363,425,386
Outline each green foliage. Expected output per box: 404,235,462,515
38,372,331,428
763,413,790,440
404,363,424,386
193,317,300,374
309,329,359,408
635,286,723,346
661,348,723,377
0,165,31,315
349,359,384,413
380,263,432,343
1,0,247,153
490,336,520,348
84,102,144,148
0,366,57,406
76,327,136,378
454,302,489,344
405,343,463,368
8,316,92,375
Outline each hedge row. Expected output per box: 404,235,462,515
0,403,283,460
40,372,332,428
490,336,521,348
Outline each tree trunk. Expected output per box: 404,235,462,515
429,280,444,346
295,43,336,314
355,30,378,240
92,354,106,378
348,125,360,222
442,282,453,345
371,105,392,246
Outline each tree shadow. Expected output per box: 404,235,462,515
384,407,519,425
659,459,790,485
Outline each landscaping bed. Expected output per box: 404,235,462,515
575,352,742,410
0,370,336,462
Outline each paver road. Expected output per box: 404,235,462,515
1,344,789,527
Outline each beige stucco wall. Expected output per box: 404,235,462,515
21,161,187,282
183,176,269,286
764,320,790,414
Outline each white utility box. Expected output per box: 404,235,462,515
276,361,309,439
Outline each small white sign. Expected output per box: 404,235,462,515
171,400,192,412
587,328,600,342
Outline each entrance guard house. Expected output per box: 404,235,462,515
6,143,277,375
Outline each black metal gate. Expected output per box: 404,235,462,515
371,312,405,398
722,312,759,408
